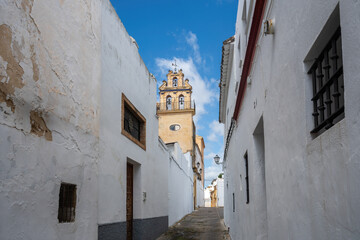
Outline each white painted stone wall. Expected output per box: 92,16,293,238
0,0,101,239
204,187,211,207
216,178,224,207
221,0,360,240
0,0,169,239
195,146,205,208
196,177,204,208
98,0,168,227
166,143,194,226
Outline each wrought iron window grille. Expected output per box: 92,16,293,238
308,27,344,134
58,183,76,223
124,106,141,141
244,152,249,204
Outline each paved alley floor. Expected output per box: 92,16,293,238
157,207,230,240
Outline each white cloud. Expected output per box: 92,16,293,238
207,120,224,142
204,151,223,183
185,31,202,64
205,163,223,182
155,57,216,122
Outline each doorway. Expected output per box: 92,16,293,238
126,163,133,240
253,117,268,239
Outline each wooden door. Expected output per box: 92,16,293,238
193,177,196,209
126,163,133,240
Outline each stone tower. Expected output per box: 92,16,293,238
157,69,196,154
157,69,205,188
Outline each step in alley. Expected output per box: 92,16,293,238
157,207,230,240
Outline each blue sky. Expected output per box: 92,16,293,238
110,0,238,186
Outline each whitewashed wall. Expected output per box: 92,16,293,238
0,0,101,239
195,146,205,208
0,0,170,239
166,143,194,226
98,0,169,238
222,0,360,240
217,178,224,207
204,188,211,207
196,178,204,208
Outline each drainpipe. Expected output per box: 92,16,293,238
232,0,268,121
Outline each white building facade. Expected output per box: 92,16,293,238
204,187,212,207
195,145,205,208
0,1,169,240
219,0,360,240
166,142,194,226
216,178,224,207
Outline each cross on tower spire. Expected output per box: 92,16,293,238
172,60,178,72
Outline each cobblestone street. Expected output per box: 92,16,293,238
157,208,230,240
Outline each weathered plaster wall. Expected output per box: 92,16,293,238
1,0,171,239
223,0,360,240
0,0,101,239
167,143,194,226
98,1,168,239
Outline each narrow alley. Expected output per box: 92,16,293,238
1,0,360,240
157,208,230,240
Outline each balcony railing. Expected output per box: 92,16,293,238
157,100,195,112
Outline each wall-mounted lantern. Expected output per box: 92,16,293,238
264,19,275,35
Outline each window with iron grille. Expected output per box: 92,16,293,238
232,193,235,212
124,106,141,140
308,27,344,134
58,183,76,223
122,93,146,150
244,152,249,204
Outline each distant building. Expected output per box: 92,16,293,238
157,69,205,209
204,187,212,207
210,180,218,207
216,177,224,207
207,176,224,208
219,0,360,239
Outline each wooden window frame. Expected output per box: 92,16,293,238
121,93,146,150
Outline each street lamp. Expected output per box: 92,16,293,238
214,155,221,165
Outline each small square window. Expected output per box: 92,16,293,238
121,93,146,150
58,183,76,223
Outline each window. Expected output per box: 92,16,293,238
58,183,76,223
179,95,184,109
122,94,146,150
166,96,172,110
309,27,344,134
244,152,249,204
124,106,140,140
172,78,178,87
232,193,235,212
169,124,181,131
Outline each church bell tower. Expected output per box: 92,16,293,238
157,67,205,191
156,69,196,154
